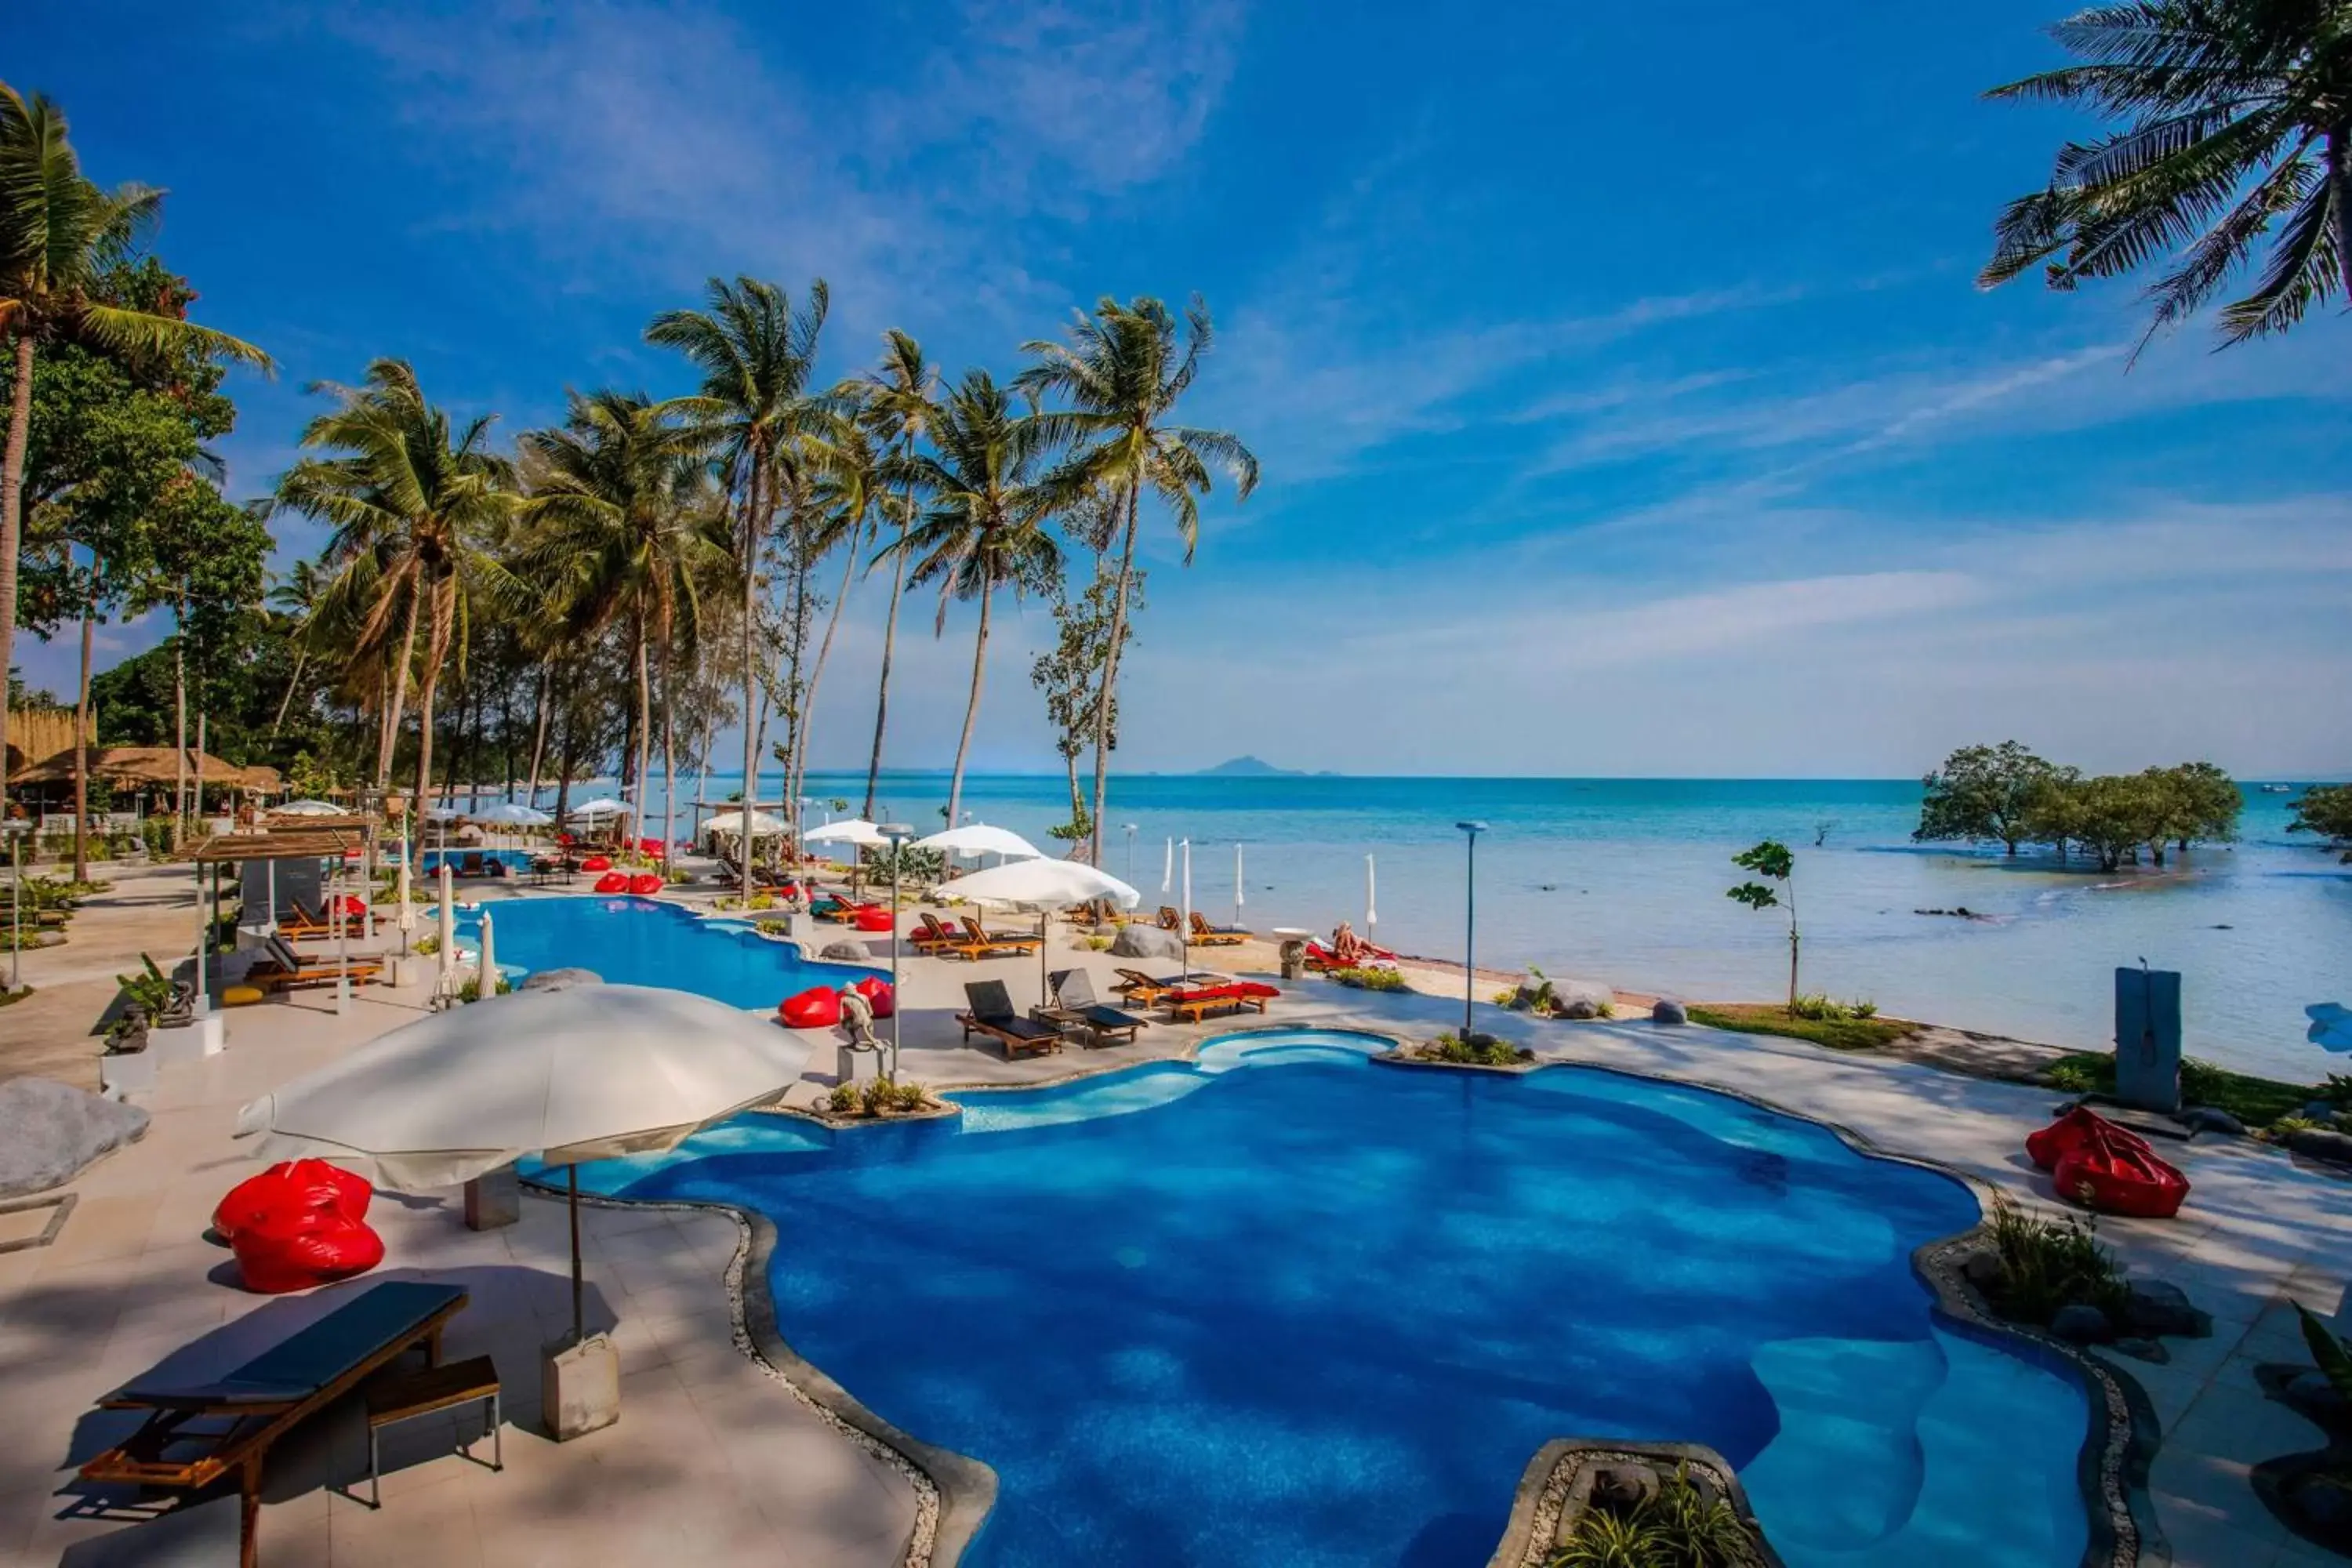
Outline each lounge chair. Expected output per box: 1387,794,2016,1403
1160,981,1281,1024
245,935,384,995
1037,970,1149,1046
1189,912,1250,946
456,852,487,878
280,898,382,938
1157,906,1184,933
78,1280,470,1568
1112,968,1203,1007
909,913,963,953
958,979,1070,1058
957,916,1042,959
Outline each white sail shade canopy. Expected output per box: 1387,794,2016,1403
941,858,1139,913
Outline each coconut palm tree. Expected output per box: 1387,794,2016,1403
1017,296,1258,863
1982,2,2352,349
645,277,828,872
844,330,939,821
790,412,885,824
886,370,1062,833
270,359,514,815
265,556,331,739
517,389,727,854
0,83,270,787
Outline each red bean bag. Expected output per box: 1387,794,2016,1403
2027,1105,2152,1172
214,1159,373,1243
638,837,663,857
2052,1123,2190,1219
853,906,895,933
629,873,664,896
331,895,372,920
557,832,576,848
778,985,841,1029
580,855,612,873
853,976,895,1018
593,871,630,894
215,1160,383,1294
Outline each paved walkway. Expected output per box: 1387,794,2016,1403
2,872,2347,1566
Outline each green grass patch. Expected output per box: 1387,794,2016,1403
1687,1003,1913,1051
0,985,32,1007
2045,1051,2325,1129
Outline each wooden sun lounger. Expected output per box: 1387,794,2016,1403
958,980,1070,1058
1189,912,1250,946
279,898,383,938
956,916,1041,960
1159,982,1280,1024
908,913,964,953
1112,968,1196,1007
245,935,385,995
80,1281,470,1568
1037,971,1149,1046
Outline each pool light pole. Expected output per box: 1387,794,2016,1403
4,820,28,996
879,822,913,1077
1123,822,1138,884
1456,820,1488,1040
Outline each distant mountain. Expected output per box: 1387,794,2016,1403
1197,755,1301,777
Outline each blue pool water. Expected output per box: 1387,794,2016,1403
590,1032,2092,1567
456,896,880,1007
421,848,537,876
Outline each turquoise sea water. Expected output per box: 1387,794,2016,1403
586,1032,2091,1567
495,771,2347,1080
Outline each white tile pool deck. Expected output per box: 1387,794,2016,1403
4,887,2350,1566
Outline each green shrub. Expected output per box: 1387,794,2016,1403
113,954,176,1018
830,1076,933,1118
754,918,790,937
1788,993,1878,1022
1330,966,1408,992
2044,1051,2314,1129
826,1082,860,1115
1686,1004,1909,1051
1548,1463,1763,1568
2043,1062,2099,1094
1083,935,1112,951
456,974,515,1002
414,933,441,956
1417,1030,1530,1065
1978,1189,2129,1327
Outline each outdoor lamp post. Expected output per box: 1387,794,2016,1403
4,820,28,996
879,822,913,1077
1456,820,1489,1040
1123,823,1138,884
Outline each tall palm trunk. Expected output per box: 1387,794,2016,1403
862,481,913,819
659,649,677,866
946,585,993,834
268,644,309,739
172,610,187,836
632,618,653,856
781,505,811,848
1086,473,1144,866
411,577,454,816
737,457,765,884
524,660,552,805
0,334,34,789
378,583,420,793
72,605,93,883
791,516,862,830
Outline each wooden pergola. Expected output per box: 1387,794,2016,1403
175,827,376,1014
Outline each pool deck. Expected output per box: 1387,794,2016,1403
4,875,2350,1566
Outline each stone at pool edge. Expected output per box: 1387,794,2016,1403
2119,1280,2212,1339
2179,1105,2247,1137
519,967,602,993
0,1078,150,1198
2050,1304,2118,1345
1651,1000,1688,1026
818,940,870,962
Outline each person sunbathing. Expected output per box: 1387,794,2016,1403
1330,921,1370,966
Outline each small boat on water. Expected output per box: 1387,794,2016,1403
2261,783,2293,793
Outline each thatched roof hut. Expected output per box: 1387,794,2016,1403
9,746,264,789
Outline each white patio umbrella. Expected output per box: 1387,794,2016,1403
703,808,788,837
1161,837,1173,895
275,798,343,817
942,858,1142,1004
233,984,813,1345
804,818,889,848
394,855,415,949
437,865,456,990
1366,853,1378,931
567,798,627,820
1234,843,1246,928
916,822,1042,861
422,804,465,823
476,801,553,826
476,909,497,998
1181,839,1194,985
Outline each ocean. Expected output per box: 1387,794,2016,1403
503,771,2349,1083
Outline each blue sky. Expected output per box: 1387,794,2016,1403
16,0,2351,778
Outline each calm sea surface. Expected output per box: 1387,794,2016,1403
517,771,2348,1083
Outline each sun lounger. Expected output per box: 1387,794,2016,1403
1157,906,1184,932
279,898,382,938
1036,970,1149,1046
79,1280,470,1568
956,916,1042,959
1159,981,1280,1024
909,913,964,953
1189,912,1251,946
958,979,1071,1058
245,935,385,995
1112,968,1202,1006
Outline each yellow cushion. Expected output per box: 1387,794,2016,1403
221,985,267,1007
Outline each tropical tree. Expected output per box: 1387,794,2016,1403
2289,782,2352,860
1018,296,1258,864
270,359,514,814
266,557,329,739
847,330,939,820
646,276,828,874
1980,2,2352,350
792,412,885,824
0,83,269,789
1727,840,1802,1011
1915,741,2064,854
887,370,1062,833
518,389,725,855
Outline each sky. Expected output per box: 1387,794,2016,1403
13,0,2352,779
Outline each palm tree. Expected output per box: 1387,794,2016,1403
845,330,939,821
266,557,330,739
645,277,828,876
1018,296,1258,863
518,390,726,855
887,371,1062,833
1982,2,2352,349
0,84,270,788
791,412,885,824
270,360,514,816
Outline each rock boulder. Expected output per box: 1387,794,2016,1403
1651,1000,1688,1026
1559,999,1600,1021
2179,1105,2246,1137
0,1077,151,1197
2119,1281,2211,1339
2285,1127,2352,1163
1110,923,1184,962
818,941,872,962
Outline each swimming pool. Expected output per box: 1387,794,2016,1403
456,896,882,1007
588,1031,2092,1567
421,848,538,876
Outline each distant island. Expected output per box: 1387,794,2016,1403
1197,756,1303,777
